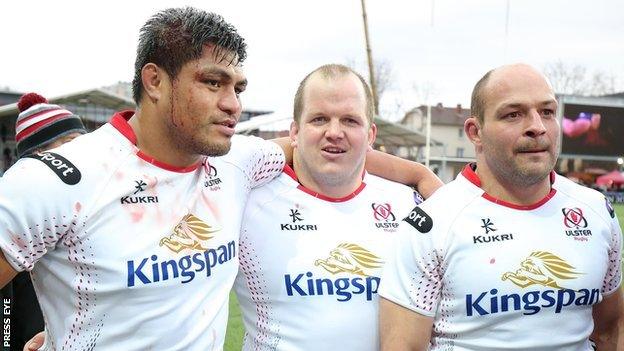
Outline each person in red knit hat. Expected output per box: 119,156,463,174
0,92,86,351
14,92,86,158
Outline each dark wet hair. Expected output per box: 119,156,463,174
131,7,247,104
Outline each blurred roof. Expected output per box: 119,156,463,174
403,103,470,127
0,88,135,119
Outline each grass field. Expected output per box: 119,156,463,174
224,293,244,351
617,204,624,228
223,204,624,350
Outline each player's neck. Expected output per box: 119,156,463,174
292,160,364,199
129,108,201,168
475,163,552,206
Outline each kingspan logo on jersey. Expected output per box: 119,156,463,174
465,251,599,317
284,243,383,302
120,179,160,204
372,203,399,232
562,207,592,240
280,207,318,231
127,213,234,287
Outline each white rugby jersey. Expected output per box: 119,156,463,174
380,164,622,351
233,166,419,350
0,111,284,350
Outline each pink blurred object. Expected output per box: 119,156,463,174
590,113,601,130
562,117,591,138
595,170,624,187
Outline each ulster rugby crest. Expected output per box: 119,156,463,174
160,213,221,253
314,243,383,276
372,203,399,231
501,251,582,289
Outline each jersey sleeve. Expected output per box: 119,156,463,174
226,135,285,189
379,206,443,317
602,198,622,295
0,158,80,272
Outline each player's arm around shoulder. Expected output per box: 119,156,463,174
226,134,285,188
364,149,443,198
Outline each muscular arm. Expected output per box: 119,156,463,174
272,137,443,198
0,250,18,288
380,297,433,351
591,287,624,350
365,149,442,198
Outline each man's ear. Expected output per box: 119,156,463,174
368,123,377,147
289,121,299,148
141,63,165,103
464,116,482,147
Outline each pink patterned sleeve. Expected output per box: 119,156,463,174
0,159,79,272
379,215,443,317
227,135,285,189
602,212,622,295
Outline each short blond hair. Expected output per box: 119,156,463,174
293,64,374,125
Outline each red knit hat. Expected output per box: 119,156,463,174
15,93,86,158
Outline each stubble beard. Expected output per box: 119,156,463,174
486,146,557,187
310,157,364,189
169,124,232,158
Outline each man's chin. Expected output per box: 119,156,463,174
515,164,553,185
201,140,232,157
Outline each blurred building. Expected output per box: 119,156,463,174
400,103,474,182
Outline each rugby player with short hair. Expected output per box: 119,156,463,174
0,8,285,350
234,64,441,350
379,64,623,350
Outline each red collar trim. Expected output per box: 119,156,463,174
283,164,366,203
461,163,557,210
109,111,199,173
110,111,137,145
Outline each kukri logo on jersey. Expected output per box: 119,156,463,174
120,179,159,204
280,207,318,231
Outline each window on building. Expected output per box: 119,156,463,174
456,147,464,158
458,127,464,138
